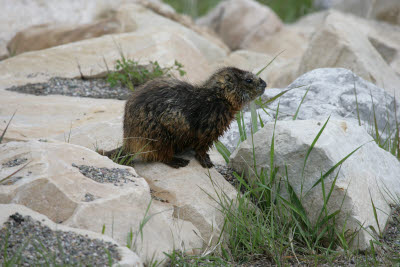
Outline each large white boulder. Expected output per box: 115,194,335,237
0,0,172,59
0,140,237,263
7,15,137,56
212,49,298,89
0,90,125,152
133,155,238,245
316,0,400,26
122,3,229,63
229,119,400,250
197,0,283,50
219,68,400,152
0,28,211,87
0,140,203,263
268,68,399,132
298,11,400,96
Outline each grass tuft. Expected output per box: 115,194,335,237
106,53,185,91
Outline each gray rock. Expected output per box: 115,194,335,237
315,0,400,25
314,0,345,10
229,119,400,250
197,0,282,50
219,68,400,152
298,11,400,96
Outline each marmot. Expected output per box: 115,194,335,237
120,67,267,168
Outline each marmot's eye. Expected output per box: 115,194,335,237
245,79,253,84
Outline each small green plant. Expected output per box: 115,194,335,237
165,249,229,266
293,86,310,120
126,199,154,251
107,54,186,91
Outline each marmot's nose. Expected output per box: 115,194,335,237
259,78,267,88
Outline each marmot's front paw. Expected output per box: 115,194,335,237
196,153,214,168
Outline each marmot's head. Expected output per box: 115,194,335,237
206,67,267,109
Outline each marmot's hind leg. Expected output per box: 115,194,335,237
139,141,190,168
166,157,190,168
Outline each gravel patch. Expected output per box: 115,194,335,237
2,157,27,168
0,213,120,266
72,163,137,186
382,205,400,255
6,77,132,100
215,164,241,189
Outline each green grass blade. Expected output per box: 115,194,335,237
258,112,264,128
353,75,361,126
370,92,380,143
233,171,252,192
250,102,258,133
369,190,382,237
270,102,280,181
316,166,341,224
236,111,247,143
0,110,16,144
286,179,310,226
311,142,367,190
301,116,330,196
214,141,231,164
293,86,310,120
0,161,31,185
261,89,291,106
256,50,285,76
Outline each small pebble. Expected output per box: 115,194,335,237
83,193,97,202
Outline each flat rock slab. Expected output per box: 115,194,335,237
0,29,210,88
0,0,172,60
0,203,142,266
134,153,238,246
0,140,203,263
230,119,400,250
0,90,124,151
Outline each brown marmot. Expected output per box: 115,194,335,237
121,67,266,168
